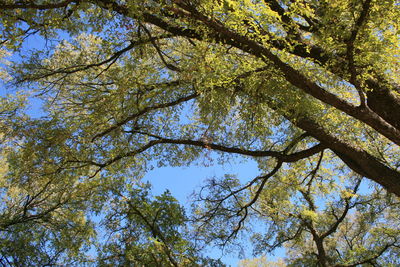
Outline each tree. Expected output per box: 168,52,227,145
193,152,400,266
97,183,224,266
0,97,219,265
1,0,399,194
0,96,99,265
0,0,399,265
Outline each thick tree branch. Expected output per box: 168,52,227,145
0,0,76,10
292,115,400,196
125,131,325,162
7,0,400,137
157,2,400,145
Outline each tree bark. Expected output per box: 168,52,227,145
294,116,400,196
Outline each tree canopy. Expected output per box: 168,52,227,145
0,0,399,265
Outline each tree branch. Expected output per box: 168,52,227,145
0,0,76,10
91,91,198,141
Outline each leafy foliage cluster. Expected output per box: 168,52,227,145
0,0,399,266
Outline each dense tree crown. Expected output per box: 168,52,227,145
0,0,399,266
